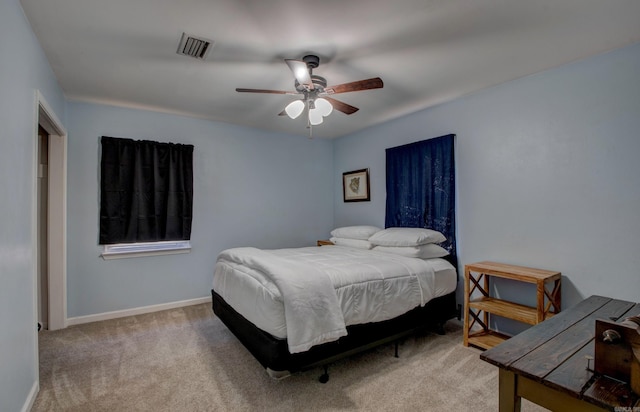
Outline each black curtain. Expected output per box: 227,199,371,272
99,136,194,245
385,134,456,256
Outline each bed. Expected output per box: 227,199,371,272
211,231,459,382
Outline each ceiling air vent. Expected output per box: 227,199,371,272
176,33,214,60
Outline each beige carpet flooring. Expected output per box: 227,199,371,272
34,303,548,411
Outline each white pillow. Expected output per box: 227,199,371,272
372,244,449,259
330,237,374,250
368,227,446,247
330,225,382,240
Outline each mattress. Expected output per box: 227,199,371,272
212,245,457,340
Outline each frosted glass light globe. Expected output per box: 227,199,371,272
285,100,304,119
314,98,333,116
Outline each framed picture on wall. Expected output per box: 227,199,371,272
343,168,370,202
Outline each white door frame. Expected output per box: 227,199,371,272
33,90,67,331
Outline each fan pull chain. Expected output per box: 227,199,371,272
306,99,313,139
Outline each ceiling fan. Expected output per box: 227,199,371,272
236,55,383,132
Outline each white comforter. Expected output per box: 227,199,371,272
213,246,447,354
217,247,347,354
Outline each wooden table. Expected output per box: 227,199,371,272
480,295,640,411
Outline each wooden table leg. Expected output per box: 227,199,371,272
463,267,470,346
483,273,489,329
498,369,522,412
536,281,545,323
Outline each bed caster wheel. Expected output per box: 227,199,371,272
319,366,329,383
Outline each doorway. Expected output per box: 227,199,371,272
37,125,49,329
34,91,67,331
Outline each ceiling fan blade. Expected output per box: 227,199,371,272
236,88,298,95
324,97,359,115
324,77,383,95
285,59,314,90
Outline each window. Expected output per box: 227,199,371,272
99,136,194,258
101,240,191,259
385,134,456,256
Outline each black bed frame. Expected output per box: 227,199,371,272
211,255,460,382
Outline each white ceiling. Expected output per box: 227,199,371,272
20,0,640,139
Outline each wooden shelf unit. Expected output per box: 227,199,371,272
463,261,561,350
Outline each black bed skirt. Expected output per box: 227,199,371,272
211,289,458,375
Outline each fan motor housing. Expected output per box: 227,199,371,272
295,75,327,92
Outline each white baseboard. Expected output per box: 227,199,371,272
66,296,212,326
22,380,39,412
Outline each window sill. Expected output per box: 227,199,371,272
101,241,191,260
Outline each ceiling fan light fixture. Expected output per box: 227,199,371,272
309,108,324,125
236,55,382,132
314,98,333,117
285,100,305,119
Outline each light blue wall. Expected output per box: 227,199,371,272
334,42,640,323
66,102,334,317
0,0,67,411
